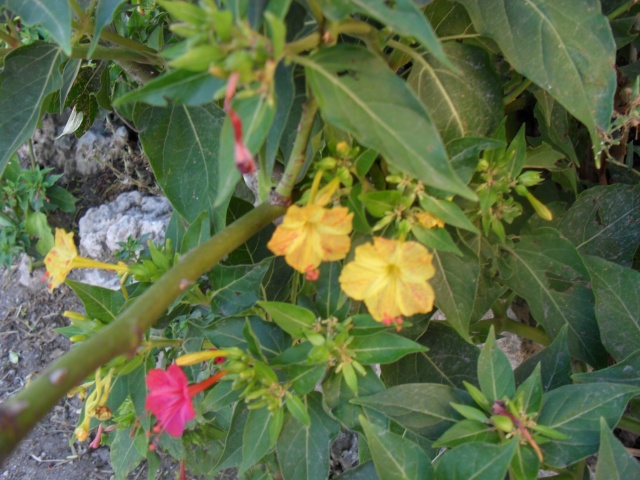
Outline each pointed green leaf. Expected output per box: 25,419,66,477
596,417,640,480
433,419,498,448
537,383,640,467
67,279,125,323
478,327,515,403
315,261,349,318
133,103,226,224
6,0,71,54
302,44,475,200
509,443,539,480
323,367,387,432
258,301,316,338
558,184,640,267
276,392,340,480
514,364,543,415
432,240,503,341
408,42,502,144
582,255,640,360
90,0,127,57
209,259,271,316
573,350,640,386
240,407,278,474
115,69,226,107
360,415,434,480
350,332,427,365
381,322,479,389
499,229,607,367
412,225,463,256
515,325,572,392
110,428,147,480
454,0,615,143
434,439,517,480
0,43,64,175
334,461,379,480
419,195,480,234
353,384,467,440
216,403,249,471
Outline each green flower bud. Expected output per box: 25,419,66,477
491,414,514,433
518,171,544,187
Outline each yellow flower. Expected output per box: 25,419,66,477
267,177,353,277
339,237,436,323
44,229,129,290
415,211,445,229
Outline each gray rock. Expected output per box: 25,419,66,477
77,191,172,289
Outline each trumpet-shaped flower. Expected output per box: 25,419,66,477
145,365,226,437
44,229,129,290
339,237,436,322
267,178,353,276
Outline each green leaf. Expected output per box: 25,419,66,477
381,322,479,389
499,229,607,368
0,43,64,176
133,103,226,224
90,0,127,57
583,255,640,360
303,44,475,200
434,418,499,448
434,439,517,480
276,392,340,480
334,461,379,480
6,0,71,54
110,428,146,480
215,94,275,210
478,327,515,403
193,316,290,360
447,137,505,185
315,261,349,318
258,301,316,338
573,350,640,386
265,63,295,180
24,210,53,255
360,190,404,217
533,91,579,165
596,417,640,480
180,210,210,253
514,363,543,415
216,403,249,471
537,383,640,467
210,259,271,316
352,384,467,440
509,443,540,480
454,0,615,143
350,332,427,365
412,225,463,256
115,69,226,107
240,407,278,474
323,366,387,432
558,184,640,267
360,415,434,480
67,280,125,323
202,381,242,412
514,325,571,392
419,196,480,234
408,42,502,144
431,240,502,341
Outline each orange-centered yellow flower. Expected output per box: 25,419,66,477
44,229,129,290
267,177,353,277
339,237,436,323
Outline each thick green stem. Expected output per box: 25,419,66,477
503,79,533,106
71,45,163,65
274,98,319,201
617,414,640,435
0,202,284,462
285,21,375,55
473,316,551,346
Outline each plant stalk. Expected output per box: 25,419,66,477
617,414,640,435
0,202,285,462
70,45,163,65
273,98,319,201
473,316,551,346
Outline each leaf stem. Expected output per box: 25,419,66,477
607,0,639,20
473,315,551,346
0,28,19,48
0,202,285,462
617,414,640,435
603,156,640,177
273,98,319,202
285,21,375,55
503,79,533,106
70,45,163,65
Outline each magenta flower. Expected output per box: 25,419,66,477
145,365,227,437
